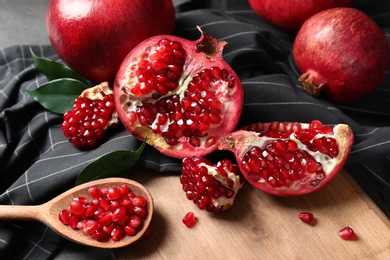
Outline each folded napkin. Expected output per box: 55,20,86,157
1,0,389,259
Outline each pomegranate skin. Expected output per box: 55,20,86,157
46,0,176,83
293,8,389,104
248,0,353,32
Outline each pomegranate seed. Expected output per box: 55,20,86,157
124,225,137,236
132,196,147,207
92,229,110,242
107,187,121,200
99,198,110,211
112,207,127,222
102,223,116,235
69,214,79,229
82,220,100,235
111,227,125,241
69,200,85,216
84,203,98,217
59,184,148,242
118,215,131,227
97,211,113,226
129,215,143,229
59,209,70,225
120,184,130,196
182,212,197,228
339,227,357,240
134,206,147,219
299,212,314,224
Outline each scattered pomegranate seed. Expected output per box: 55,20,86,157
339,227,357,240
182,212,197,228
58,184,148,242
299,212,314,224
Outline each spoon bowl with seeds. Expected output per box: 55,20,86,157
0,178,153,248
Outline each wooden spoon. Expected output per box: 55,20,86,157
0,177,154,248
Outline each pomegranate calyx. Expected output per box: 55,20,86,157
298,72,324,96
195,26,228,59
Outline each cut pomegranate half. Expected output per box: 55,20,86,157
114,27,244,159
218,120,353,196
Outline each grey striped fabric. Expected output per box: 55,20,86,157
0,0,389,259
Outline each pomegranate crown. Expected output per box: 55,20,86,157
195,26,228,59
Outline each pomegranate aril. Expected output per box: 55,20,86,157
124,225,137,236
134,206,147,219
102,223,116,235
129,215,143,229
299,212,314,224
182,212,197,228
82,220,100,235
112,207,127,222
59,184,148,242
339,227,357,240
69,214,79,229
92,229,110,242
132,196,147,207
97,211,113,226
59,209,70,225
69,200,85,216
111,227,125,241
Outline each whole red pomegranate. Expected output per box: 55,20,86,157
218,120,354,196
248,0,353,32
46,0,176,83
293,8,389,104
114,27,244,159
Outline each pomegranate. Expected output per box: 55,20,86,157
62,82,118,149
114,27,244,159
218,120,354,196
59,184,149,242
180,157,244,212
248,0,353,32
293,7,389,103
46,0,176,83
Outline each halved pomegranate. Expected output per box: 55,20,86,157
114,27,244,159
218,120,353,196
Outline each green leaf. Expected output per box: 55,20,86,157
75,140,147,186
30,48,88,84
27,78,88,114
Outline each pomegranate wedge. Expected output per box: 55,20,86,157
218,120,353,196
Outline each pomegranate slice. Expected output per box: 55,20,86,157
62,82,119,148
218,120,353,196
180,157,244,212
114,27,244,159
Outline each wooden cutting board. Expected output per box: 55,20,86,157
113,168,390,259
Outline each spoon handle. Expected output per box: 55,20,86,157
0,205,42,221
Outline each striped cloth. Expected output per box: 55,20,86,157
0,0,389,259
